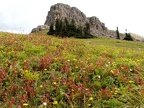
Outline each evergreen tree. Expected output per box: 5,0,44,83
64,18,69,27
116,27,120,39
47,23,55,35
123,29,133,41
64,18,69,36
82,22,92,38
61,22,67,37
47,18,93,38
59,20,63,36
55,18,60,36
69,19,77,37
76,26,84,38
85,22,90,35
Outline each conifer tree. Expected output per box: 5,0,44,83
47,23,55,35
85,22,90,35
116,27,120,39
69,19,77,37
123,29,133,41
55,18,60,36
47,18,93,38
61,22,67,37
76,26,83,38
59,20,63,36
64,18,69,27
64,18,69,36
82,22,91,38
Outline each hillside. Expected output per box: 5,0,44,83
0,31,144,107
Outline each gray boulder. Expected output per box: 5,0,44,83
31,25,49,33
31,28,39,33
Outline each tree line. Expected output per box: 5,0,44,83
48,18,133,40
47,18,93,38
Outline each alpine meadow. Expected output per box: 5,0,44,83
0,31,144,108
1,2,144,108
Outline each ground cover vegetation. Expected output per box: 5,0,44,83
0,31,144,108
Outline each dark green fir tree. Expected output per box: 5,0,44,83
47,23,55,35
116,26,120,39
123,29,133,41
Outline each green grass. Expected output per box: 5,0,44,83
77,36,144,49
0,31,144,108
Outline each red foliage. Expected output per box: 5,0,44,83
0,68,7,83
99,87,112,99
36,55,54,70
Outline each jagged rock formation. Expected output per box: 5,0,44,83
45,3,88,26
88,16,108,36
44,3,112,36
32,3,117,37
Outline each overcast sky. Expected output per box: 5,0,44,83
0,0,144,36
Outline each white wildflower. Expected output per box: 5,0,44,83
98,75,101,79
43,102,47,106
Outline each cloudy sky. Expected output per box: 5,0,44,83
0,0,144,36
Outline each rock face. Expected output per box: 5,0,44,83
32,3,117,37
45,3,88,26
31,25,49,33
88,16,108,36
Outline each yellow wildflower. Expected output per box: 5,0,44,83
23,103,28,106
110,70,114,74
25,70,28,72
73,58,77,61
53,82,57,85
53,101,58,105
44,69,47,71
85,88,88,91
87,104,92,107
40,85,43,88
89,97,93,101
114,92,117,95
129,80,134,83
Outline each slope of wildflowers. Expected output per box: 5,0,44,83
0,32,144,108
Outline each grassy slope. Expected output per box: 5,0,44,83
0,31,144,108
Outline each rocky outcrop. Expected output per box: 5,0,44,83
32,3,118,37
44,3,111,36
44,3,88,27
31,25,49,33
88,16,108,36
